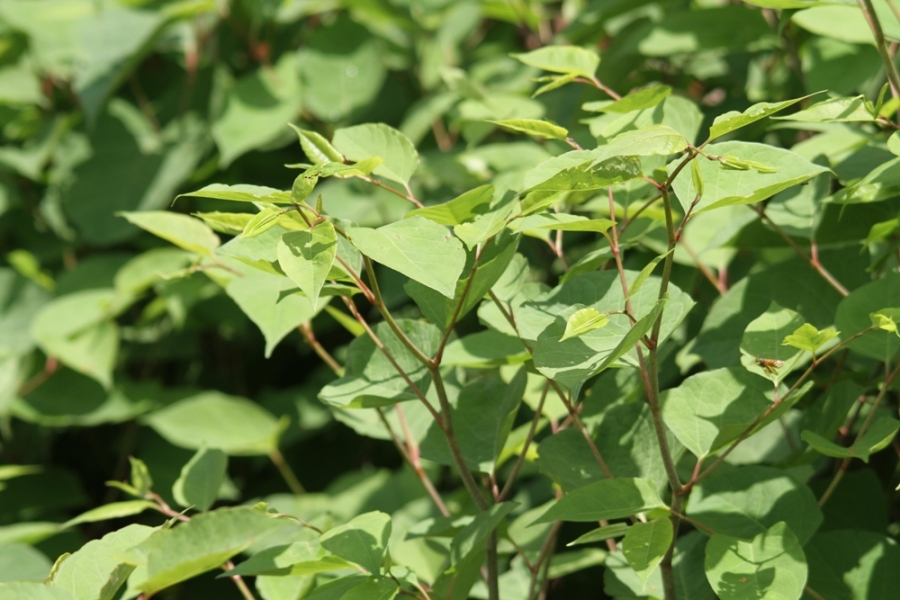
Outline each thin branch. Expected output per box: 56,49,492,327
499,382,548,501
269,448,306,495
858,0,900,100
298,322,343,376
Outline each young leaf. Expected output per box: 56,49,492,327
584,84,671,113
626,249,673,300
291,171,319,203
241,207,283,239
288,123,344,165
406,184,494,226
193,211,253,235
276,221,337,309
622,518,673,586
486,118,568,140
782,323,839,352
773,95,875,123
559,306,610,342
870,308,900,337
740,303,806,382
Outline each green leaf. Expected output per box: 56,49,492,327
319,511,391,574
670,141,830,213
740,303,806,383
532,478,665,524
123,507,291,597
567,523,630,547
704,522,807,600
176,184,292,205
406,185,494,226
119,211,220,257
584,85,671,113
441,330,530,368
627,249,673,300
62,500,158,529
0,581,77,600
142,391,282,456
276,221,337,309
487,118,568,140
288,124,344,165
708,95,813,140
114,248,194,295
774,95,876,123
622,518,673,586
31,289,125,389
793,4,900,45
802,417,900,463
524,156,643,193
511,45,600,79
888,131,900,156
507,213,613,236
596,125,688,157
212,56,302,167
689,466,822,545
225,270,322,358
348,216,466,298
450,502,517,565
662,368,781,459
52,524,154,600
806,530,900,600
836,274,900,360
420,369,526,473
560,306,610,342
782,323,839,353
532,72,580,97
172,447,227,512
340,577,398,600
225,540,353,577
332,123,419,186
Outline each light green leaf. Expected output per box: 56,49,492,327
241,207,283,239
802,417,900,463
0,582,76,600
567,523,630,547
225,540,353,577
669,141,830,213
450,502,517,565
793,4,900,45
319,511,391,574
332,123,419,186
288,123,344,165
524,156,643,193
889,131,900,156
120,211,220,257
597,125,688,157
176,183,292,205
212,56,302,167
532,72,579,97
340,577,399,600
225,270,322,358
627,249,673,300
31,289,125,389
689,466,822,545
441,330,530,368
512,45,600,79
142,391,282,456
508,213,614,236
708,95,813,140
782,323,839,353
123,507,291,597
487,118,568,140
560,306,610,342
584,85,672,113
774,95,875,123
704,522,807,600
406,185,494,227
533,478,664,524
172,447,228,512
348,216,466,298
62,500,158,529
52,524,154,600
622,518,673,586
277,221,337,309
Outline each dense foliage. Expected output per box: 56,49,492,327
2,1,900,599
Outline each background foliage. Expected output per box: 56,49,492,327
2,1,900,599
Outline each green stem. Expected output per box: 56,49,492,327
269,448,306,495
858,0,900,100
